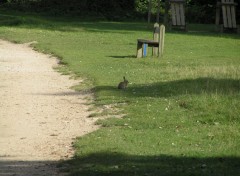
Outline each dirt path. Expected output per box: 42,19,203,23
0,40,98,175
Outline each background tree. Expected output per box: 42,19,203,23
1,0,239,24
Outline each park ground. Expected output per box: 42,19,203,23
0,12,240,176
0,39,99,175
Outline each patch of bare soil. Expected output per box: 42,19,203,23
0,40,98,176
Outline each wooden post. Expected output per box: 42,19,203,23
159,25,165,58
229,0,237,28
148,0,152,23
171,2,177,26
137,42,143,58
226,0,233,28
221,0,228,28
179,2,185,27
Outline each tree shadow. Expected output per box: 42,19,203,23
61,152,240,176
108,55,136,59
0,159,61,175
31,91,90,96
0,12,239,39
0,13,149,33
95,77,240,98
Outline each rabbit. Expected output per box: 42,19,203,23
118,76,129,89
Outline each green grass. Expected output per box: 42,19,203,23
0,11,240,176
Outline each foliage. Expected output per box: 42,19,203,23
2,0,240,23
186,1,215,23
2,0,136,20
187,0,240,23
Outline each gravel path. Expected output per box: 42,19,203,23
0,40,98,175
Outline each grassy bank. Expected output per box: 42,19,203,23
0,12,240,175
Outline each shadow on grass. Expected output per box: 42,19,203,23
0,159,60,175
31,91,90,96
0,13,149,33
0,12,240,39
61,152,240,176
108,55,136,59
96,77,240,98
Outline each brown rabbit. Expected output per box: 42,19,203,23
118,76,129,89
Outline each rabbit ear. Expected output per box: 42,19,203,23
123,76,125,80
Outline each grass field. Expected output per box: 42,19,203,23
0,12,240,175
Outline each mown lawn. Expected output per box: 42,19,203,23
0,12,240,176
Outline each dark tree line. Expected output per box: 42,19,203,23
0,0,136,20
186,0,239,23
0,0,239,23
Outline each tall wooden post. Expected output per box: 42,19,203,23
159,25,165,57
